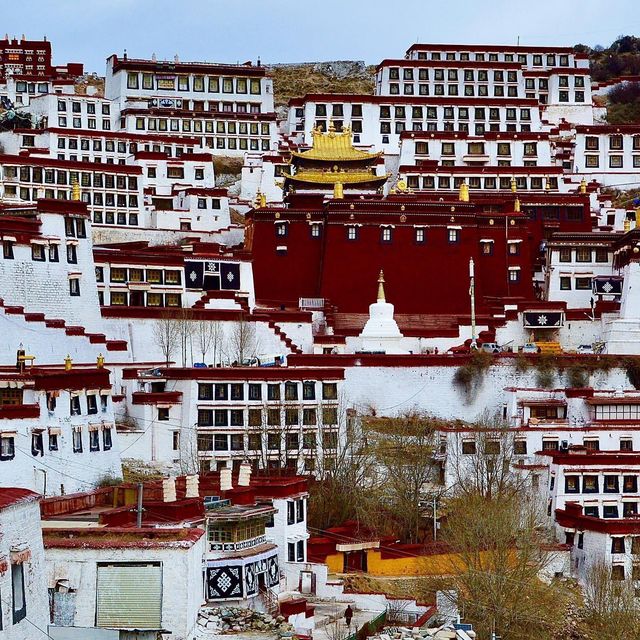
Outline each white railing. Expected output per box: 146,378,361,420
299,298,325,310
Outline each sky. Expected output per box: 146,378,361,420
2,0,639,74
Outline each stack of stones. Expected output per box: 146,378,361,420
197,607,295,636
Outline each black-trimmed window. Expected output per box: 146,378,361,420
214,410,228,427
285,382,298,401
3,241,14,259
302,381,315,400
380,227,393,243
158,407,170,421
583,475,599,493
565,476,579,493
604,475,620,493
87,394,98,415
0,435,15,460
583,505,599,518
214,384,228,401
72,430,83,453
11,562,26,623
230,383,244,401
31,431,44,457
31,243,46,261
248,384,262,401
90,429,100,451
624,475,638,492
69,278,80,297
198,384,213,400
346,226,358,241
267,384,280,401
103,427,112,450
448,228,460,244
49,432,59,451
415,228,425,244
603,504,619,519
462,440,476,455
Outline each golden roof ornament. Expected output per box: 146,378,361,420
636,208,640,228
377,270,386,303
510,177,517,193
624,217,631,232
254,190,266,208
72,180,81,201
459,181,469,202
580,178,587,194
514,198,521,213
333,181,344,199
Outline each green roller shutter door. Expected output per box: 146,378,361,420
96,563,162,629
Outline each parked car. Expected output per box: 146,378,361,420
481,342,501,354
521,343,541,354
576,344,594,354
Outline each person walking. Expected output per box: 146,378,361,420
344,605,353,628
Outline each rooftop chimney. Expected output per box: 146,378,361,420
220,467,232,491
185,474,199,498
162,476,177,502
238,461,252,487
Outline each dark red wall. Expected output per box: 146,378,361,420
248,194,588,316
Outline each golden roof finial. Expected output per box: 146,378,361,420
580,177,587,194
636,207,640,228
514,197,521,213
64,354,72,371
333,181,344,199
327,120,336,136
545,176,551,192
459,181,469,202
72,180,81,201
96,353,105,369
255,190,266,208
510,177,517,193
377,270,386,303
624,217,631,232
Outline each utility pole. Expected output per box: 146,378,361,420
469,258,477,348
432,496,437,541
136,482,144,528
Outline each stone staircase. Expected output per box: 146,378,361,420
267,320,303,355
0,299,128,352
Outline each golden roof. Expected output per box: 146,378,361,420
291,123,381,162
282,170,388,185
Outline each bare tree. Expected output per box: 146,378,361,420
226,313,259,364
448,412,529,500
581,560,640,640
153,314,180,365
176,308,195,367
363,412,440,543
432,415,569,640
195,319,224,365
309,397,380,533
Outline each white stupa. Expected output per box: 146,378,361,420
359,270,405,353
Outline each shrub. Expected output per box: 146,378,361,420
454,351,493,397
624,357,640,389
94,473,122,488
535,354,556,389
567,366,589,388
515,353,531,373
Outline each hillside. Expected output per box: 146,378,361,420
575,36,640,124
268,61,375,107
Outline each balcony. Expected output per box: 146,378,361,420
210,534,267,552
0,404,40,419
